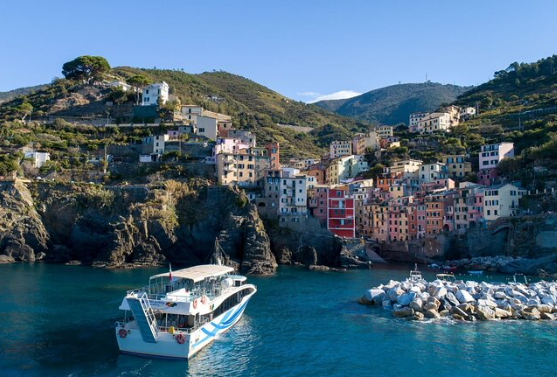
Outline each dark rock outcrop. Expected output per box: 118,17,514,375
0,180,276,274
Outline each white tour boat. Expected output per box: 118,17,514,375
115,264,257,359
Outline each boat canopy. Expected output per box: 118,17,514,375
150,265,234,283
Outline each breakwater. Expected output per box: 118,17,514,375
359,275,557,321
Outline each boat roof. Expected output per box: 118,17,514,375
150,265,234,283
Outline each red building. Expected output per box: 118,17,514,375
265,142,280,170
309,185,329,224
327,185,355,238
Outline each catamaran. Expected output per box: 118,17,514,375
115,264,257,359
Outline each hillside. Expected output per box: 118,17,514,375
0,68,370,158
454,55,557,130
0,84,47,104
315,82,470,125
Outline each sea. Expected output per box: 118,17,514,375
1,263,557,377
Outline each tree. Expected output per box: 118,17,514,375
62,56,110,84
16,101,33,121
127,75,152,105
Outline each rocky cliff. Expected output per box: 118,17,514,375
0,180,276,274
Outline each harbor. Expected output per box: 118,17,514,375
359,266,557,321
3,262,557,377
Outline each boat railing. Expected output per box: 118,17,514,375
157,318,211,334
127,285,235,303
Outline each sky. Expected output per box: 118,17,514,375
1,0,557,102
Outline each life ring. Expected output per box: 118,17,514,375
118,328,127,338
193,299,198,309
176,333,186,344
201,295,207,305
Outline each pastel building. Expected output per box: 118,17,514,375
442,155,472,179
419,162,448,184
279,170,309,216
409,112,427,133
330,140,352,159
479,142,514,170
376,125,395,139
482,183,523,222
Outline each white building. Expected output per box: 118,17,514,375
353,131,380,154
418,112,452,133
24,151,50,168
142,82,169,106
479,142,514,170
460,106,477,118
409,112,427,133
389,159,423,178
330,140,352,159
279,169,309,216
419,162,448,183
143,135,169,154
376,125,394,138
181,105,203,120
482,183,524,222
107,80,132,91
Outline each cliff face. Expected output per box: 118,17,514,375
0,180,276,274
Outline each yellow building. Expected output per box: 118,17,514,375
442,155,472,179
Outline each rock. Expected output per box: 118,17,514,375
409,298,423,312
393,307,414,318
427,297,441,310
445,292,460,307
413,312,425,321
424,309,441,319
423,302,438,312
522,307,541,321
494,291,507,300
365,288,386,304
0,254,15,264
536,304,553,314
433,286,448,299
439,309,450,317
494,308,512,319
388,286,404,302
541,295,556,306
541,312,555,320
476,305,495,320
382,300,392,309
456,289,475,303
397,292,416,306
452,313,465,321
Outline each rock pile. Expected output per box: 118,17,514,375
358,277,557,321
447,256,519,271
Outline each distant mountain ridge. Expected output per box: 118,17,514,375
315,82,471,125
0,84,47,104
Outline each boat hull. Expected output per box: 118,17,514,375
116,291,254,359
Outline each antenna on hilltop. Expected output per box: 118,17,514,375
425,73,428,82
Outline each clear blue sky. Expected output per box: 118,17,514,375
1,0,556,102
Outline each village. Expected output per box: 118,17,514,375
80,80,527,249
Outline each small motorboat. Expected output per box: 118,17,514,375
409,263,425,283
436,273,456,283
468,270,484,275
441,265,457,272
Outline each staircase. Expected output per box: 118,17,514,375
127,292,159,343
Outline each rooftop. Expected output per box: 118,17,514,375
150,264,234,283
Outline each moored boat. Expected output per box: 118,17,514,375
115,264,256,359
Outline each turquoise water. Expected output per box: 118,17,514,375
1,263,557,377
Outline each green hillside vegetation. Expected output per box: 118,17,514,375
315,82,469,125
0,84,48,104
0,62,370,158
